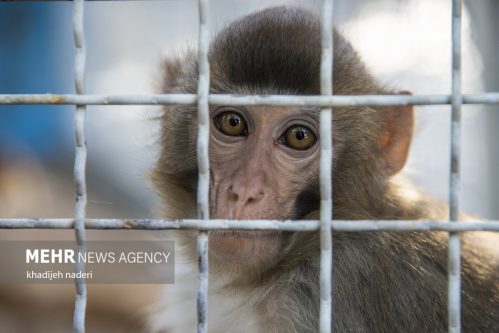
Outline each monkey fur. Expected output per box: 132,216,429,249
151,6,498,333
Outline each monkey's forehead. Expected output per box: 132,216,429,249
205,6,380,96
208,7,322,94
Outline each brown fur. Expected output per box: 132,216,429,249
152,6,498,332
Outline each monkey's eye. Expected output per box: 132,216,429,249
214,111,248,136
282,125,316,150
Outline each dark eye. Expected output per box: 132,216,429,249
282,125,316,150
214,111,248,136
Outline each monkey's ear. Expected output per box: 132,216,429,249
160,57,183,93
378,91,414,175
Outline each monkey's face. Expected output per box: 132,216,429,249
208,105,320,265
156,7,415,277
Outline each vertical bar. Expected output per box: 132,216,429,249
320,0,334,332
72,0,87,332
196,0,210,332
449,0,462,332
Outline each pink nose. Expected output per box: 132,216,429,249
228,172,266,203
224,173,267,218
228,182,265,205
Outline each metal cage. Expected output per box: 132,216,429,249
0,1,498,333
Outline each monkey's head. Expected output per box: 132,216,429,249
154,7,413,273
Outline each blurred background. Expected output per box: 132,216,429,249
0,0,497,332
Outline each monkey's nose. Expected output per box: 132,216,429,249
228,183,265,205
226,173,268,218
229,184,265,219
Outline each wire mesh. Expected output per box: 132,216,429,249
0,0,498,332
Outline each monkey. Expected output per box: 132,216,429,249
150,6,499,333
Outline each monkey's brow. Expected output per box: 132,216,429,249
302,106,321,118
302,106,350,124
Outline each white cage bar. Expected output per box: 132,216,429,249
0,0,498,332
196,0,210,332
319,0,334,331
0,219,498,231
448,0,462,332
1,93,499,106
72,0,88,332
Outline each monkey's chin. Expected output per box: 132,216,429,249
208,230,285,271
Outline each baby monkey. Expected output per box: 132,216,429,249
151,6,499,333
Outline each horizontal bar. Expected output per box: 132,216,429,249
0,219,497,232
0,93,498,106
0,0,171,2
